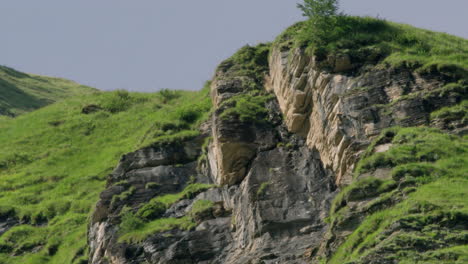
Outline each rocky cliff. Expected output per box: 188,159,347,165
88,28,467,263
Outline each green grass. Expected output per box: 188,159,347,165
134,183,215,222
119,184,217,244
219,92,275,124
355,127,467,176
0,65,96,117
150,183,215,207
119,216,196,244
190,200,215,216
274,16,468,77
217,43,271,88
327,127,468,263
0,86,211,264
119,200,217,244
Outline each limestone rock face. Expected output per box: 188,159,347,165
88,45,464,264
267,47,463,185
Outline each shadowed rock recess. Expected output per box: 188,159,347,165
89,41,467,263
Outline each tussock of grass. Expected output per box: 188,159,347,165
189,200,215,218
0,86,211,264
119,216,196,244
150,183,215,207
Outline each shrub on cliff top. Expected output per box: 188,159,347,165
297,0,340,46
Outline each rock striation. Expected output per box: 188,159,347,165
267,47,464,185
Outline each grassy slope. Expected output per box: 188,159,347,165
0,87,211,264
327,127,468,263
0,65,96,117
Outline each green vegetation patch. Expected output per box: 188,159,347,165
135,183,215,222
215,43,276,125
274,16,468,77
119,184,217,244
0,86,211,264
119,215,196,244
120,199,217,244
150,183,215,207
189,200,215,220
219,92,275,124
217,43,271,88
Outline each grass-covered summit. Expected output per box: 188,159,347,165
274,16,467,79
0,65,96,117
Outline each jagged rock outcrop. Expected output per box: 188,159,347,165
88,43,465,264
267,47,465,185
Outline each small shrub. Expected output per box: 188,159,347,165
158,89,180,104
102,90,135,113
297,0,340,46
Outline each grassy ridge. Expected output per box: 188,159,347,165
0,87,211,264
274,16,468,77
0,66,96,117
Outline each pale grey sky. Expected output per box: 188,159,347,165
1,0,467,92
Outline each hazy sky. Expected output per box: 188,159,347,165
1,0,467,92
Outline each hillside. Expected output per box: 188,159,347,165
0,15,467,264
0,65,96,117
0,88,211,264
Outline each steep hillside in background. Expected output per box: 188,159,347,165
0,16,466,264
0,65,96,117
87,18,467,264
